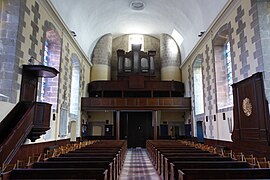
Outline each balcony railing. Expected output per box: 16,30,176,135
81,97,191,111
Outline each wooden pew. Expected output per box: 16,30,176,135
146,140,192,164
33,160,111,168
78,140,127,174
178,168,270,180
48,156,113,161
32,161,113,180
170,161,251,180
10,140,127,180
157,151,216,176
74,148,120,153
58,153,118,178
161,155,233,180
11,168,107,179
165,156,232,161
60,152,117,157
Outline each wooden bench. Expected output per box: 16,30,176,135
32,161,113,180
48,155,118,180
60,152,117,157
161,156,233,180
162,154,226,180
11,168,107,179
33,160,111,168
48,156,113,161
10,140,127,180
170,161,251,180
157,151,216,176
178,168,270,180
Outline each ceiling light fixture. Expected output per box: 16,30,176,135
130,0,145,11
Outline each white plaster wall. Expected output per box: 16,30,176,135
91,64,111,81
161,66,181,81
0,102,16,122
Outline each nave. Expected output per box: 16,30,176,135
119,148,160,180
3,139,270,179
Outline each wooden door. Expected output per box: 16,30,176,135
121,112,152,148
196,121,204,143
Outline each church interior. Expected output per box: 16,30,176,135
1,0,270,179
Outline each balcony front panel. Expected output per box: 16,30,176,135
81,97,191,111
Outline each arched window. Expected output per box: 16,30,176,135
41,21,61,140
129,34,144,51
70,56,80,116
39,24,61,111
193,56,204,115
213,24,233,110
40,40,49,102
225,42,233,105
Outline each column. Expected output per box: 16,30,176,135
152,110,158,140
116,110,120,140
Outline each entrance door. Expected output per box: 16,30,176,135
121,112,152,148
196,121,204,143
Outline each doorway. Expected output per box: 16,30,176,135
196,121,204,143
120,112,153,148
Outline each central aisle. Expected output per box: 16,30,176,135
119,148,161,180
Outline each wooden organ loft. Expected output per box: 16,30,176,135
82,44,191,110
81,44,191,144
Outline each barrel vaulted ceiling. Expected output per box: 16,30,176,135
50,0,228,61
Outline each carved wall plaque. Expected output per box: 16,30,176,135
242,97,252,117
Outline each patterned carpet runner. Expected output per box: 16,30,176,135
119,148,160,180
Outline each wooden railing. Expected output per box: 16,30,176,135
81,97,191,111
0,102,52,172
89,80,184,91
0,102,35,171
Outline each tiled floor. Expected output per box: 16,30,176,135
119,148,161,180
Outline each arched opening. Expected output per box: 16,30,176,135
40,21,61,140
213,24,233,111
69,54,80,136
39,25,61,110
192,55,204,115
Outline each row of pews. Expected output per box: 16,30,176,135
8,140,127,180
146,140,270,180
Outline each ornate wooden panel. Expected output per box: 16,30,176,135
81,97,191,111
232,72,270,156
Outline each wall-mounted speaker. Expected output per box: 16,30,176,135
223,113,226,120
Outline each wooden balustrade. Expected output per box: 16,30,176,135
81,97,191,111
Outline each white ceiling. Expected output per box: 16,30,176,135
50,0,228,61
